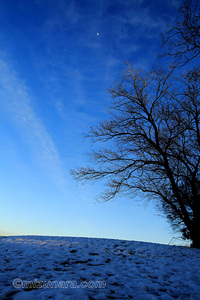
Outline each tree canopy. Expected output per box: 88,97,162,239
162,0,200,65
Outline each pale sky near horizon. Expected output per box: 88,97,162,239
0,0,182,245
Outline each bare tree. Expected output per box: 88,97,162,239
71,64,200,248
162,0,200,65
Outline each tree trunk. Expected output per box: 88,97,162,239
191,230,200,249
191,200,200,249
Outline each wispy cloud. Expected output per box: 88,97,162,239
0,54,67,188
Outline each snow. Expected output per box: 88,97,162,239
0,236,200,299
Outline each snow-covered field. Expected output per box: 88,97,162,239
0,236,200,299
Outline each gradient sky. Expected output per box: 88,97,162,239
0,0,181,244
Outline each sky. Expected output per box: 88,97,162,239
0,0,182,245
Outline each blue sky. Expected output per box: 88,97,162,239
0,0,181,244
